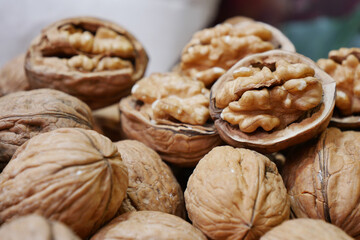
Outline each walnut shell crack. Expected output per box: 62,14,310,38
210,50,336,153
25,16,148,109
0,128,128,239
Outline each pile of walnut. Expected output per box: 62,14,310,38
0,15,358,240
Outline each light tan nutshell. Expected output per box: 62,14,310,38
0,214,81,240
260,219,353,240
282,127,360,239
0,88,94,169
210,50,335,153
185,146,290,240
178,16,295,87
115,140,185,217
0,128,128,239
25,16,148,109
120,72,222,166
90,211,207,240
0,53,29,97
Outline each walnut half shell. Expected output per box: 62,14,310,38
210,50,336,153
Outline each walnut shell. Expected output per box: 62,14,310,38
260,219,353,240
185,146,290,240
0,128,128,239
25,16,148,109
0,214,81,240
90,211,207,240
0,88,94,169
115,140,185,218
93,104,122,141
282,127,360,239
210,50,336,153
0,54,29,97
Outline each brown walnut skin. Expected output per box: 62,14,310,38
90,211,207,240
25,16,148,110
0,128,128,239
0,54,29,97
0,214,81,240
185,146,290,240
260,219,353,240
0,88,94,169
282,127,360,239
210,50,336,153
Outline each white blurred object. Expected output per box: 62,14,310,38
0,0,220,74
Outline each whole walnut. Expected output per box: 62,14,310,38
0,54,29,97
0,128,128,239
90,211,207,240
0,214,81,240
282,127,360,239
185,146,290,240
115,140,185,218
25,17,148,109
260,219,353,240
0,88,94,168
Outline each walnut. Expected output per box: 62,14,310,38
93,104,122,141
119,72,222,166
0,89,94,169
282,127,360,239
178,16,295,87
25,17,148,109
0,128,128,239
115,140,185,218
210,50,336,153
317,47,360,128
90,211,207,240
0,54,29,97
260,219,353,240
0,214,81,240
185,146,290,240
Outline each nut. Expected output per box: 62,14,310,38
115,140,185,218
210,50,336,153
0,89,94,169
119,72,222,166
178,16,295,87
0,128,128,239
317,47,360,128
25,17,148,109
260,219,353,240
185,146,290,240
90,211,207,240
93,104,122,141
282,127,360,239
0,54,29,97
0,214,81,240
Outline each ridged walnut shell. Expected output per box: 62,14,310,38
0,128,128,239
282,127,360,239
119,96,222,167
90,211,207,240
260,219,353,240
185,146,290,240
0,214,81,240
115,140,185,218
0,54,29,97
0,88,94,168
210,50,336,153
25,17,148,109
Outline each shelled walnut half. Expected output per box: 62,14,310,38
25,17,148,109
119,72,222,166
178,16,295,87
317,47,360,128
210,50,335,153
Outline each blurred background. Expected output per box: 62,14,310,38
0,0,360,73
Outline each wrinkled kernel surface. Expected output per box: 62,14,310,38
180,22,274,86
217,60,322,133
317,48,360,116
131,73,210,125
